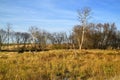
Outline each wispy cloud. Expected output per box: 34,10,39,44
0,0,78,33
0,0,120,31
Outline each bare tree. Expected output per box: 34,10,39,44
29,26,39,50
48,32,68,49
77,7,91,50
0,29,7,50
29,26,49,51
21,32,31,49
6,23,12,50
73,25,82,49
14,32,23,49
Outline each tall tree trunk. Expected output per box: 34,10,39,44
79,26,85,50
77,7,91,50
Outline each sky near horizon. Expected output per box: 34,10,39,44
0,0,120,32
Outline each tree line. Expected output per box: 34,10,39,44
0,22,120,51
0,7,120,52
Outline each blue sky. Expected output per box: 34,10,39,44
0,0,120,32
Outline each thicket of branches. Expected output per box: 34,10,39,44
0,22,120,52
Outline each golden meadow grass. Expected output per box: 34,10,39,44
0,49,120,80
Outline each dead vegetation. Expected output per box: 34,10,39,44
0,49,120,80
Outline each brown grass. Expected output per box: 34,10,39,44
0,49,120,80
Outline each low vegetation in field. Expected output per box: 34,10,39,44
0,50,120,80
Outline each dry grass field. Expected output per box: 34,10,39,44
0,49,120,80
